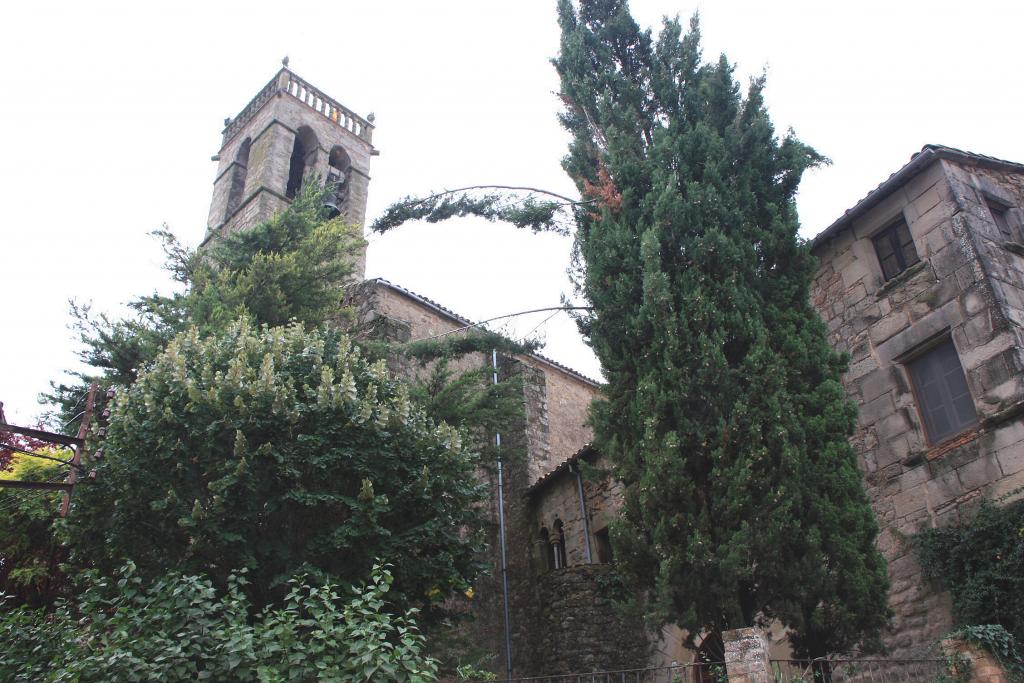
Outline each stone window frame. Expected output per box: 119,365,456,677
985,195,1014,238
871,214,921,282
900,333,978,447
970,175,1024,245
981,192,1024,246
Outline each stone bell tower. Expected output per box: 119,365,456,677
205,60,376,279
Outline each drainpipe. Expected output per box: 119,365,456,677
572,462,593,564
492,349,513,680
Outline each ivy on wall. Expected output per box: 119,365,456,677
915,497,1024,644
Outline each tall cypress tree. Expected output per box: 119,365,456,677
553,1,889,656
371,0,891,655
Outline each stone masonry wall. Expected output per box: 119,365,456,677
810,157,1024,656
351,279,610,677
544,374,596,474
942,160,1024,373
518,564,650,676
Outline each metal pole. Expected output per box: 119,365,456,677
493,349,514,681
572,463,593,564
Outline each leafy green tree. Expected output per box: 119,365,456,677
40,178,525,640
0,562,439,682
48,182,363,426
0,453,67,606
372,0,890,657
66,320,486,614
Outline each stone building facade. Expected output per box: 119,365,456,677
205,67,1024,673
809,145,1024,656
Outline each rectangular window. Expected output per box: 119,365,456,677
872,218,920,281
985,197,1013,238
594,527,614,564
907,338,977,444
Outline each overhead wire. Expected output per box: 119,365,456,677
519,308,563,343
411,305,592,343
64,389,90,417
60,410,88,432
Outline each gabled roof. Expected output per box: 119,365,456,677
366,278,602,387
527,443,597,496
810,145,1024,251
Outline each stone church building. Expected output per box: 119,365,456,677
205,67,1024,676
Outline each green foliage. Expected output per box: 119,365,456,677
915,499,1024,644
48,183,363,428
397,328,538,363
0,453,67,606
0,561,439,682
372,189,570,235
65,320,486,615
456,663,498,681
952,624,1024,681
552,1,889,656
188,179,363,334
360,329,532,485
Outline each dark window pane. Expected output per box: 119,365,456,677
896,222,914,247
875,234,895,259
901,240,920,268
594,528,614,564
880,255,901,281
908,338,977,444
873,218,919,281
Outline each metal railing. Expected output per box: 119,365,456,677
468,661,727,683
769,659,947,683
469,659,950,683
221,68,374,145
282,70,372,142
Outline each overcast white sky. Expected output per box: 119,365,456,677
2,0,1023,425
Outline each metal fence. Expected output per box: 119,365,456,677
769,659,948,683
470,659,950,683
469,661,726,683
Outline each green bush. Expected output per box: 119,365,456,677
0,562,438,682
66,320,486,613
915,498,1024,643
952,624,1024,681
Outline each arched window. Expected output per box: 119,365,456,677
538,527,553,572
552,520,567,569
286,126,318,199
325,145,351,218
224,137,251,220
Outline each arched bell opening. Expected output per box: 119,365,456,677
324,145,352,218
285,126,319,199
